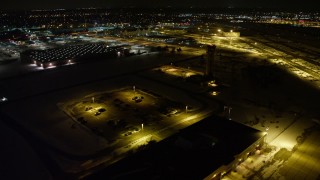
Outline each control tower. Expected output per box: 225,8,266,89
206,44,216,77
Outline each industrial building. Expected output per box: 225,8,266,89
88,115,266,180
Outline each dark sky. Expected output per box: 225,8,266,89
1,0,318,10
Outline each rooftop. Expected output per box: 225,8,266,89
88,115,264,180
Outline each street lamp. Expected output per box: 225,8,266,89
217,29,222,37
0,97,8,102
224,106,232,120
264,127,269,144
228,107,232,120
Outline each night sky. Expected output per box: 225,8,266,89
1,0,318,10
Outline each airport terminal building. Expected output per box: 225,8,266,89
88,115,266,180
